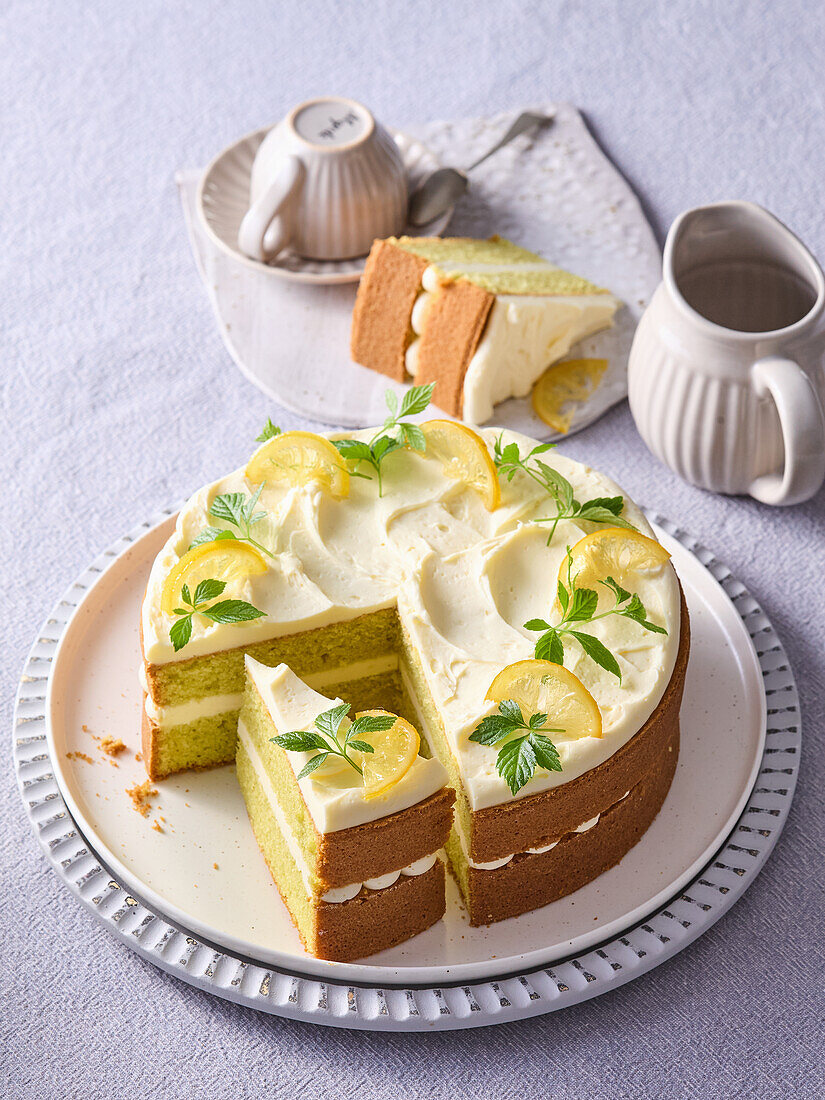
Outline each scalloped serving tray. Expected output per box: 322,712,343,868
13,512,799,1030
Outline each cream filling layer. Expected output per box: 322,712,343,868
457,791,629,870
238,718,441,904
142,655,400,728
142,429,680,812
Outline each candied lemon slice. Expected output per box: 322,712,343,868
532,358,609,434
351,710,421,800
486,659,602,740
420,419,500,510
562,527,671,593
245,430,349,498
161,540,268,616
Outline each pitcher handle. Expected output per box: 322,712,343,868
238,155,304,262
749,356,825,505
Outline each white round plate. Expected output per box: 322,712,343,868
197,127,452,285
14,512,798,1030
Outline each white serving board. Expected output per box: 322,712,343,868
177,104,661,433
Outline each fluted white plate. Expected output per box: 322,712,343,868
179,104,661,432
197,127,452,285
14,510,798,1029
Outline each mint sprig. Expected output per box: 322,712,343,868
469,699,564,795
493,436,636,543
189,484,275,559
255,418,282,442
524,548,667,680
169,579,266,652
333,383,434,497
271,705,397,780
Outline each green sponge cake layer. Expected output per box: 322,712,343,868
392,235,544,265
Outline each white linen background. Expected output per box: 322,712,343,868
2,2,823,1098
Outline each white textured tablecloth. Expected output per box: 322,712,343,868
3,2,823,1097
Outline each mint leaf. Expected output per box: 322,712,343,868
576,505,637,530
315,703,351,743
189,526,227,550
180,584,192,607
529,732,562,772
557,578,570,615
401,422,426,451
524,618,552,632
469,714,518,746
372,434,403,462
534,628,564,664
193,578,227,605
583,495,623,515
535,461,574,510
209,492,246,529
255,417,282,442
271,731,328,753
497,735,537,796
346,740,375,754
569,630,622,679
385,389,398,415
334,438,373,464
169,615,192,652
297,753,330,780
565,587,599,622
201,599,266,624
621,595,668,633
528,711,549,730
347,714,396,738
399,382,435,418
498,699,524,726
600,576,631,604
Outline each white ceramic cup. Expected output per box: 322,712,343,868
237,96,408,263
628,201,825,505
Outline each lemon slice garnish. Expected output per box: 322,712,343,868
532,358,609,434
351,710,420,800
161,540,268,616
486,659,602,740
420,419,500,510
562,527,671,593
245,431,349,499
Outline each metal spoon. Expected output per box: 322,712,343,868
408,110,555,228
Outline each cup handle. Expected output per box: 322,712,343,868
237,155,304,262
749,356,825,505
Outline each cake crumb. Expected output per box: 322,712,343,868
66,751,93,764
82,724,90,733
135,752,143,762
126,780,158,818
100,736,127,757
213,862,219,870
151,819,164,833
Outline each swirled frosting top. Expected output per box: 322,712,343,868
142,429,680,811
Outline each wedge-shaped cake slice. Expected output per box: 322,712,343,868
351,235,620,423
237,658,455,961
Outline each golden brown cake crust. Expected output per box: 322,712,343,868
350,239,427,380
469,587,690,862
462,718,679,925
313,860,446,961
413,278,494,417
315,786,455,889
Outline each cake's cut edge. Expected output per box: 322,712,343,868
413,278,495,417
350,239,428,380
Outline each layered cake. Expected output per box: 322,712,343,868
140,402,688,944
350,236,620,423
238,659,454,960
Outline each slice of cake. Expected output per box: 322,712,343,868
237,658,455,961
350,236,620,423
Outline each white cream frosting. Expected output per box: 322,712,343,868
237,718,440,903
244,658,448,834
142,429,680,813
404,263,620,424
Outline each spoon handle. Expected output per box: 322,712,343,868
465,110,554,172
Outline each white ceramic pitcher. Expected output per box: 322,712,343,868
628,201,825,505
